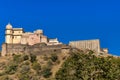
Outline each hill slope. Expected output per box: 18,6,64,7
55,51,120,80
0,50,120,80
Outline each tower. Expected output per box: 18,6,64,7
5,23,13,44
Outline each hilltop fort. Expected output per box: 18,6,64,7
1,23,109,56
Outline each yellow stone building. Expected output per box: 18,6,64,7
5,23,61,45
6,23,23,44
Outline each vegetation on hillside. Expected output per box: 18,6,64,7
55,51,120,80
0,50,120,80
0,53,60,80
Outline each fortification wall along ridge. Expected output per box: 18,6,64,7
1,43,70,56
69,39,100,53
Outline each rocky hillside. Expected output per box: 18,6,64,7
0,50,120,80
0,51,70,80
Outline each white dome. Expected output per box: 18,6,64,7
6,23,12,29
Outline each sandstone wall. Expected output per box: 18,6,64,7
69,39,100,53
1,43,70,56
28,34,40,45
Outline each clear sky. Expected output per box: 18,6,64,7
0,0,120,56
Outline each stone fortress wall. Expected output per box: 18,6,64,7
2,43,70,56
69,39,108,56
69,39,101,53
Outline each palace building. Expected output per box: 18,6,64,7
5,23,62,45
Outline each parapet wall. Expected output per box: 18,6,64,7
1,43,71,56
69,39,100,53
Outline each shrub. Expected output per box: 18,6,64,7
50,54,58,62
32,62,41,71
23,55,29,61
13,54,22,62
20,65,30,74
47,60,53,67
18,73,30,80
30,54,36,63
42,68,52,78
24,61,30,65
5,63,18,74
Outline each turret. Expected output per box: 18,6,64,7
5,23,13,43
34,29,43,35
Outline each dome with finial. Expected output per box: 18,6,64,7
6,23,12,29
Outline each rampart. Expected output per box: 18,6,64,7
1,43,70,56
69,39,100,53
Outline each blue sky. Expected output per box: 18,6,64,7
0,0,120,55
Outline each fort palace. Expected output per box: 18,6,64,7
1,23,109,56
5,23,62,45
